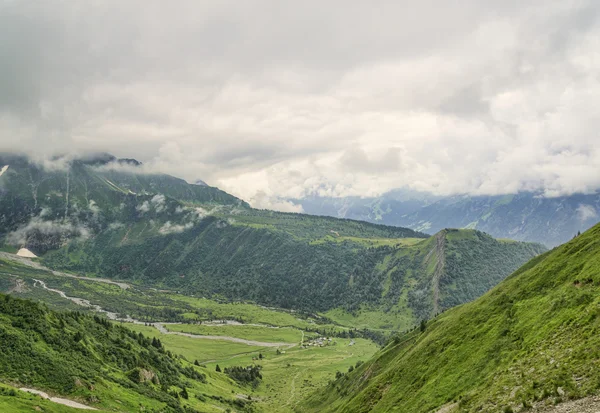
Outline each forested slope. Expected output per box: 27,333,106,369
0,294,248,412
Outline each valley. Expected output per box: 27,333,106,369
1,3,599,412
0,253,378,412
0,153,594,413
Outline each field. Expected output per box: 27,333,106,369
166,323,307,344
124,324,378,412
324,306,414,331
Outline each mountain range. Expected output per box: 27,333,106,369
294,189,600,247
0,153,544,329
2,151,599,413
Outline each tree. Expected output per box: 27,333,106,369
420,319,427,333
216,364,222,372
180,387,189,399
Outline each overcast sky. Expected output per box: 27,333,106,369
1,0,599,210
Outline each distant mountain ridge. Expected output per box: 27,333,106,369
293,190,600,247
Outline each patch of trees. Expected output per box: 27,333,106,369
223,365,262,388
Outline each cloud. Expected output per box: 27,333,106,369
136,201,150,213
6,216,90,246
576,204,598,221
158,221,193,235
190,207,208,220
248,191,304,213
88,199,101,219
108,222,125,230
0,1,599,210
150,194,166,213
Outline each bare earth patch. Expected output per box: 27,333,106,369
19,388,97,410
533,396,600,413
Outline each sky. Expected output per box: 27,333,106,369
1,0,599,211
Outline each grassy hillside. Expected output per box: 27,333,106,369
299,223,600,413
324,229,546,329
0,293,265,412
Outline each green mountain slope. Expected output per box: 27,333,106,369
339,229,547,325
299,223,600,413
0,294,255,413
0,153,246,253
38,225,544,330
0,153,544,326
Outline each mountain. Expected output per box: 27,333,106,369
0,293,248,412
299,223,600,413
0,153,543,327
293,190,600,247
0,153,246,253
42,224,545,329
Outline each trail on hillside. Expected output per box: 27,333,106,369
286,370,302,406
19,388,97,410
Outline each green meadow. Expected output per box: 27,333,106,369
166,323,307,344
123,324,378,412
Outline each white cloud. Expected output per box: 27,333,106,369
190,207,208,219
577,204,598,222
6,216,90,246
0,1,599,210
150,194,166,213
158,221,193,235
136,201,150,213
88,199,101,219
108,222,125,230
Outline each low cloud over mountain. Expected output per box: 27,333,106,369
1,1,599,209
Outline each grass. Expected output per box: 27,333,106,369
122,323,378,413
323,306,413,331
170,295,316,328
309,236,425,247
125,323,271,363
166,323,306,343
247,338,377,412
0,256,330,330
300,223,600,413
